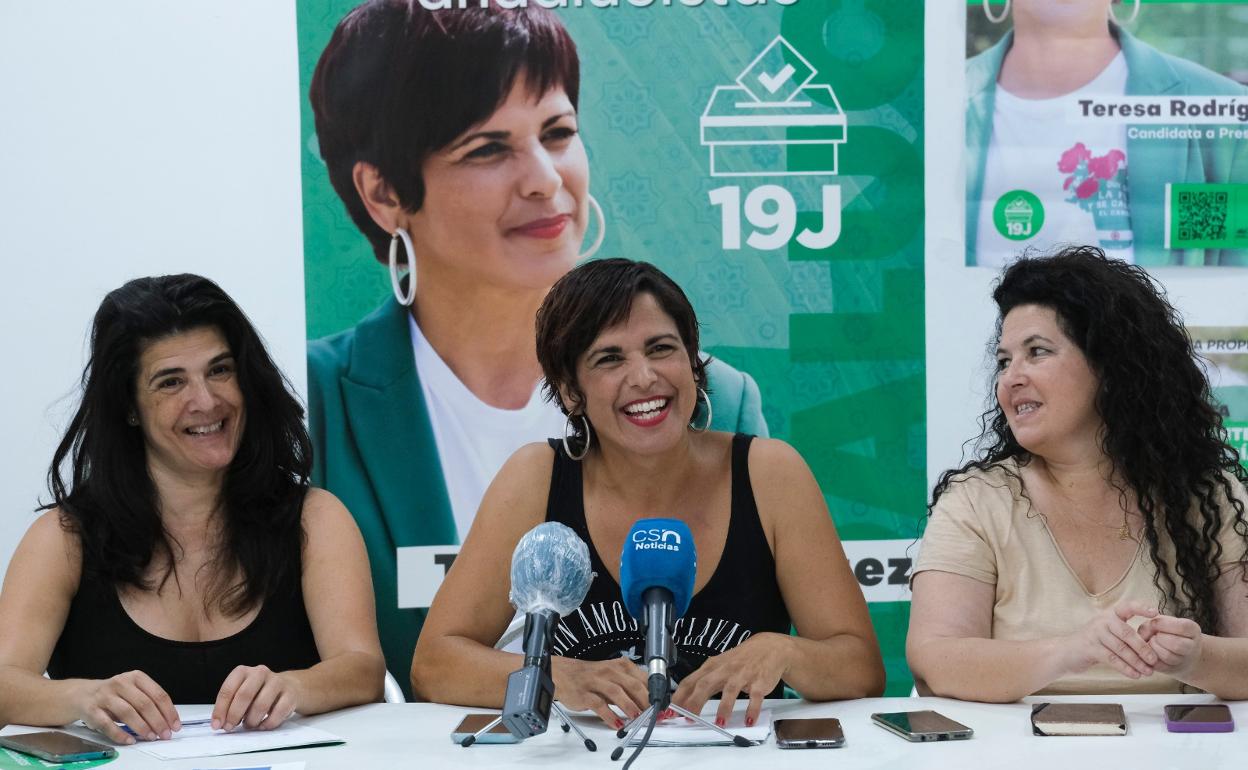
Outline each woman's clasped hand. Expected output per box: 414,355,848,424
1064,602,1161,681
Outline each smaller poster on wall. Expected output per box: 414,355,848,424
1190,326,1248,468
965,1,1248,268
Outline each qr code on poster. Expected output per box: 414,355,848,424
1176,190,1229,241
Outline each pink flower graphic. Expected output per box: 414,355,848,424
1057,143,1092,173
1075,178,1100,199
1087,149,1125,180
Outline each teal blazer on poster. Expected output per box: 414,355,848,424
966,28,1248,267
307,297,769,696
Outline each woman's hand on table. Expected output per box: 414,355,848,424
1063,600,1159,680
550,655,648,728
74,670,180,744
212,664,303,731
670,632,791,729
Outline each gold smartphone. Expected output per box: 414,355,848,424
450,713,519,744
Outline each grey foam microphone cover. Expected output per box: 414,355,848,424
508,521,594,616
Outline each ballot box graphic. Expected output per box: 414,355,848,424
700,36,846,177
1004,196,1036,238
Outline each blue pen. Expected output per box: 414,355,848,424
120,719,212,738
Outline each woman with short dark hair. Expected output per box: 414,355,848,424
412,259,883,727
908,246,1248,700
0,275,383,743
306,1,768,691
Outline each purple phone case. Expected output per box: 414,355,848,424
1164,708,1234,733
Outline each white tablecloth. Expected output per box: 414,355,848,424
4,693,1245,769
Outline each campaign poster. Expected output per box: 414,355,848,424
1190,326,1248,468
297,0,924,695
967,1,1248,268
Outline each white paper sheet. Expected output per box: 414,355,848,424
192,764,305,770
624,709,772,747
81,706,343,761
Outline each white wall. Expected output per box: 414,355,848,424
0,2,305,575
924,4,1248,490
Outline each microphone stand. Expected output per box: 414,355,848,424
460,702,596,750
461,611,596,752
611,699,752,761
610,588,750,764
614,702,752,753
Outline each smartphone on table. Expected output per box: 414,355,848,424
450,713,519,744
871,710,973,742
774,718,845,748
0,731,117,763
1164,704,1234,733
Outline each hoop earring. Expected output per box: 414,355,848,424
1108,0,1139,25
577,195,606,261
982,0,1009,23
689,388,712,432
562,413,591,461
389,227,417,307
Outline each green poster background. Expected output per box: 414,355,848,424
297,0,924,695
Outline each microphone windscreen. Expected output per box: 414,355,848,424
619,518,697,620
508,521,594,616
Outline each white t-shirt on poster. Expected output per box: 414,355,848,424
409,316,567,542
976,52,1135,268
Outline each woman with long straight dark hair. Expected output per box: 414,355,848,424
0,274,383,743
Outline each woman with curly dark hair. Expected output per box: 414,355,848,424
0,275,383,743
908,246,1248,700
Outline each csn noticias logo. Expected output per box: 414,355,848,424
631,528,683,551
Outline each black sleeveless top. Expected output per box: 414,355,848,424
48,555,321,704
544,434,791,695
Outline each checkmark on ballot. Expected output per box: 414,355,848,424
757,64,795,94
735,37,817,104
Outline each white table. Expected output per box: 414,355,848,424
4,694,1246,769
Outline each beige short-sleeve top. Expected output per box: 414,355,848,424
914,458,1248,695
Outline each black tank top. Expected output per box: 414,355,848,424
544,434,791,695
48,556,321,704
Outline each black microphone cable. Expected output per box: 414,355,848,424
620,706,660,770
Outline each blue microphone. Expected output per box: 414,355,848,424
619,518,696,708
